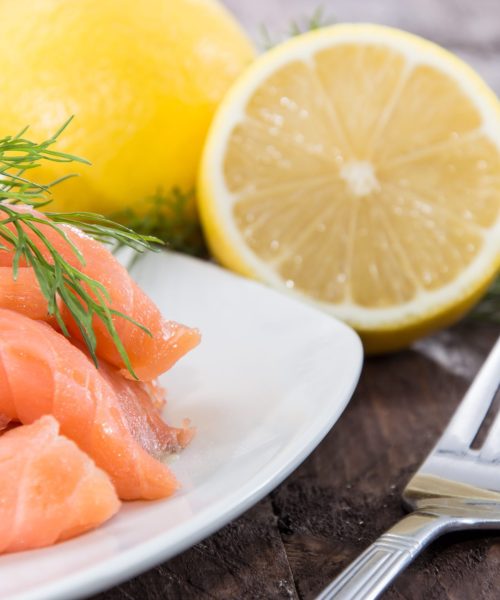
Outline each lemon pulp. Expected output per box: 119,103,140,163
199,25,500,351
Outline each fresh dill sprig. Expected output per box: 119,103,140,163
288,6,334,37
47,210,160,253
259,23,276,52
259,6,335,50
113,187,208,258
469,277,500,323
0,120,162,378
0,117,89,206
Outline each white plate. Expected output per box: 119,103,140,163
0,252,363,600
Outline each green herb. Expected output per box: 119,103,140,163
260,6,335,50
288,6,334,37
0,118,88,205
113,187,208,258
0,119,161,378
470,278,500,323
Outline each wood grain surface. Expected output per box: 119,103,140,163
95,1,500,598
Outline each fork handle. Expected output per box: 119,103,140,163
316,511,451,600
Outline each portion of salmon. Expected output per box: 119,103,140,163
0,416,120,554
0,308,181,500
99,361,194,458
0,414,10,431
0,269,51,321
0,204,200,380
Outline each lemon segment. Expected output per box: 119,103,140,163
198,24,500,352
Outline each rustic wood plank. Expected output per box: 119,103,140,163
93,498,298,599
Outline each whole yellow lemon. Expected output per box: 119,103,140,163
0,0,254,215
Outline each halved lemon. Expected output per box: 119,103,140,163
198,24,500,352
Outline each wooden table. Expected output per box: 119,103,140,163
96,1,500,598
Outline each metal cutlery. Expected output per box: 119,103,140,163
317,336,500,600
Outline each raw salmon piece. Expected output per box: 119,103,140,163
99,360,194,458
142,378,167,411
0,268,51,320
0,413,10,431
0,204,200,380
0,308,180,500
0,416,120,554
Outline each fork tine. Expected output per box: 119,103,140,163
478,386,500,460
437,337,500,451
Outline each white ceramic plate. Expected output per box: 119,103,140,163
0,253,363,600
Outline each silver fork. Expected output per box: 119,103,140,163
317,336,500,600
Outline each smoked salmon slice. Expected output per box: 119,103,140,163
0,416,120,554
99,360,194,458
0,414,10,431
0,269,51,321
0,308,183,500
0,205,200,380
